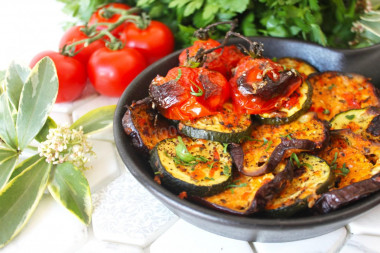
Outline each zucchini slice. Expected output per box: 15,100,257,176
257,80,313,125
149,136,233,197
264,153,333,217
194,160,293,215
277,57,318,78
178,102,254,143
330,106,380,142
122,97,178,153
317,129,380,190
232,112,330,176
307,71,380,121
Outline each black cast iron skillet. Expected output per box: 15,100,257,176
114,37,380,242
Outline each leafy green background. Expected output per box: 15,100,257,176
57,0,380,49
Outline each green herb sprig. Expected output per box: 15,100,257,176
0,60,115,248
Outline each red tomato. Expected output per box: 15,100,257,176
178,38,244,78
87,47,147,97
88,3,131,35
230,57,302,114
59,25,105,66
119,21,174,65
149,67,230,120
30,51,87,103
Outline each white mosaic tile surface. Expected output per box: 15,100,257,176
91,172,178,248
254,228,347,253
347,205,380,236
340,235,380,253
85,140,121,192
149,219,254,253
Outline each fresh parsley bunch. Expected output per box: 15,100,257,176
57,0,380,49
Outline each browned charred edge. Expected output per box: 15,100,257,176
189,159,294,216
149,79,186,109
312,173,380,214
122,101,149,154
248,159,295,214
228,143,244,170
238,138,318,177
367,115,380,137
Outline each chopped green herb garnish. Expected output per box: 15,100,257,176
323,109,330,115
345,114,355,120
204,177,215,181
223,143,229,153
328,84,336,90
175,136,208,164
190,81,203,96
358,87,364,91
338,163,350,176
265,140,273,152
208,162,215,169
154,171,162,175
303,163,313,169
174,68,182,82
223,165,230,176
280,133,293,140
227,182,248,188
290,153,301,167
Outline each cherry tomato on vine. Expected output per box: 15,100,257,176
149,66,230,120
59,25,105,66
88,3,131,35
30,51,87,103
178,38,244,78
119,21,175,65
87,47,147,97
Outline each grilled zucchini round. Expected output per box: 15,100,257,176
149,136,233,197
257,81,313,125
264,153,333,217
178,102,254,143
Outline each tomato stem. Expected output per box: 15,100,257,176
61,7,143,56
226,31,264,58
194,20,237,40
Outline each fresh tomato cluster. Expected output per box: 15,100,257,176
150,30,303,120
30,3,174,103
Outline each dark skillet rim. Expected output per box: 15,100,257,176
114,36,380,232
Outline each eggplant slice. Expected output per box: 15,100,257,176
122,97,178,153
330,106,380,142
307,71,380,121
313,129,380,213
193,160,294,216
232,112,330,176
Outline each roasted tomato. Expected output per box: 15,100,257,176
230,56,303,114
178,38,244,78
149,66,230,120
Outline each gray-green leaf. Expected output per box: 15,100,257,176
48,163,92,225
0,93,18,150
0,148,18,190
16,57,58,151
35,117,57,143
0,157,50,248
70,105,116,135
9,154,41,181
5,62,31,111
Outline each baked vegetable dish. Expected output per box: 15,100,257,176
122,28,380,217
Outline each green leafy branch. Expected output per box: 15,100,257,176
0,59,115,248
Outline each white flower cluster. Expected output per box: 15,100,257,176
38,124,95,171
